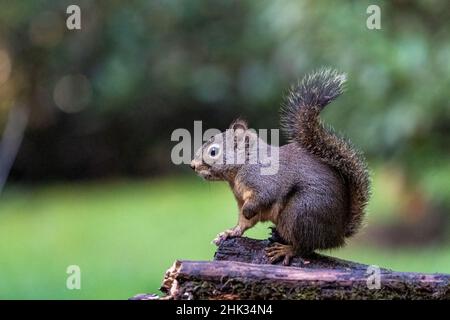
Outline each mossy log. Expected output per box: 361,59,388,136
132,237,450,300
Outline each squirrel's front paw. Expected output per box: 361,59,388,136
212,232,228,246
212,227,242,246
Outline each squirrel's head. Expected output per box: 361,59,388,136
190,119,258,181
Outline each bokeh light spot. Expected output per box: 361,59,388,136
53,74,92,113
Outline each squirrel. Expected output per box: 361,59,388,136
190,68,370,265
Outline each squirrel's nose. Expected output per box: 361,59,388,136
190,161,196,170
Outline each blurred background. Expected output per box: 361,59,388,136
0,0,449,299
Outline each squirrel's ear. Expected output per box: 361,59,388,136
229,118,248,131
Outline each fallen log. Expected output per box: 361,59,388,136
132,237,450,300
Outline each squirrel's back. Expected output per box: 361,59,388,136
280,68,370,237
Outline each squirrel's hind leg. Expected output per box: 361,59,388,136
265,243,295,266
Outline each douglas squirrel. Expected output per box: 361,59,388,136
191,68,370,265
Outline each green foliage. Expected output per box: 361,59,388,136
0,0,448,184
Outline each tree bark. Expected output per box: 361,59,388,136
132,237,450,300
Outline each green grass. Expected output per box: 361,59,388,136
0,176,449,299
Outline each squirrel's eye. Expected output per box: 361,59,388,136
207,144,220,158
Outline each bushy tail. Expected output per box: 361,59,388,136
280,68,370,237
